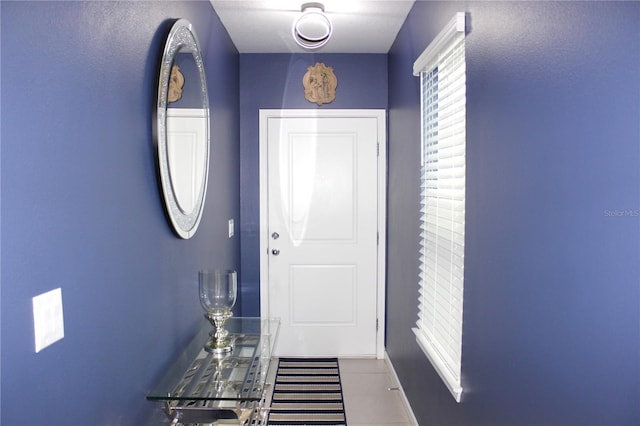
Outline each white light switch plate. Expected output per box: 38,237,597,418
32,288,65,353
228,219,234,238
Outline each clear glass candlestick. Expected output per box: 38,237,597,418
198,269,237,354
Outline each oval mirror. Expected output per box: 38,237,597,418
155,19,210,239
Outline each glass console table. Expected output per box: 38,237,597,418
147,318,279,425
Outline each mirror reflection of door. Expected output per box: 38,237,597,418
165,49,208,215
166,109,207,214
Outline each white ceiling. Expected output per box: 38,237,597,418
210,0,415,53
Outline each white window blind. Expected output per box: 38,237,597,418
412,12,466,403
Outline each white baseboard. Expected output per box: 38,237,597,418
384,351,419,426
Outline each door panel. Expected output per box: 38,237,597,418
290,265,356,325
289,133,355,241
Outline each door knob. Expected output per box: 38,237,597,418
271,249,280,256
271,232,280,240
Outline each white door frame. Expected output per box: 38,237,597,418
259,109,387,358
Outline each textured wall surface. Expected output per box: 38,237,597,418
386,2,640,425
1,2,239,424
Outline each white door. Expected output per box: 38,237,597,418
259,110,386,358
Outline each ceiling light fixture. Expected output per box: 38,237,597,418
292,2,332,49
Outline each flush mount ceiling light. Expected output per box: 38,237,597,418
292,2,332,49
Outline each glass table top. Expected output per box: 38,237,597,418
147,317,279,403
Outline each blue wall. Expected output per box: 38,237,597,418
1,2,239,424
238,54,388,315
387,2,640,425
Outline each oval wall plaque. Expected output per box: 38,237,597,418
303,62,337,106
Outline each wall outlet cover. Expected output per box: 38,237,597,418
32,288,65,353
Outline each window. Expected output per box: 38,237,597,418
412,12,466,403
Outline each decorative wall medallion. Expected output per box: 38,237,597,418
168,65,184,103
303,62,337,106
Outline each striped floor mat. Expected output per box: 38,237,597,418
268,357,347,426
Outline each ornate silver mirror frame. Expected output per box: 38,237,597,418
155,19,210,239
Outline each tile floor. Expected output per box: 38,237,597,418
338,358,416,426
